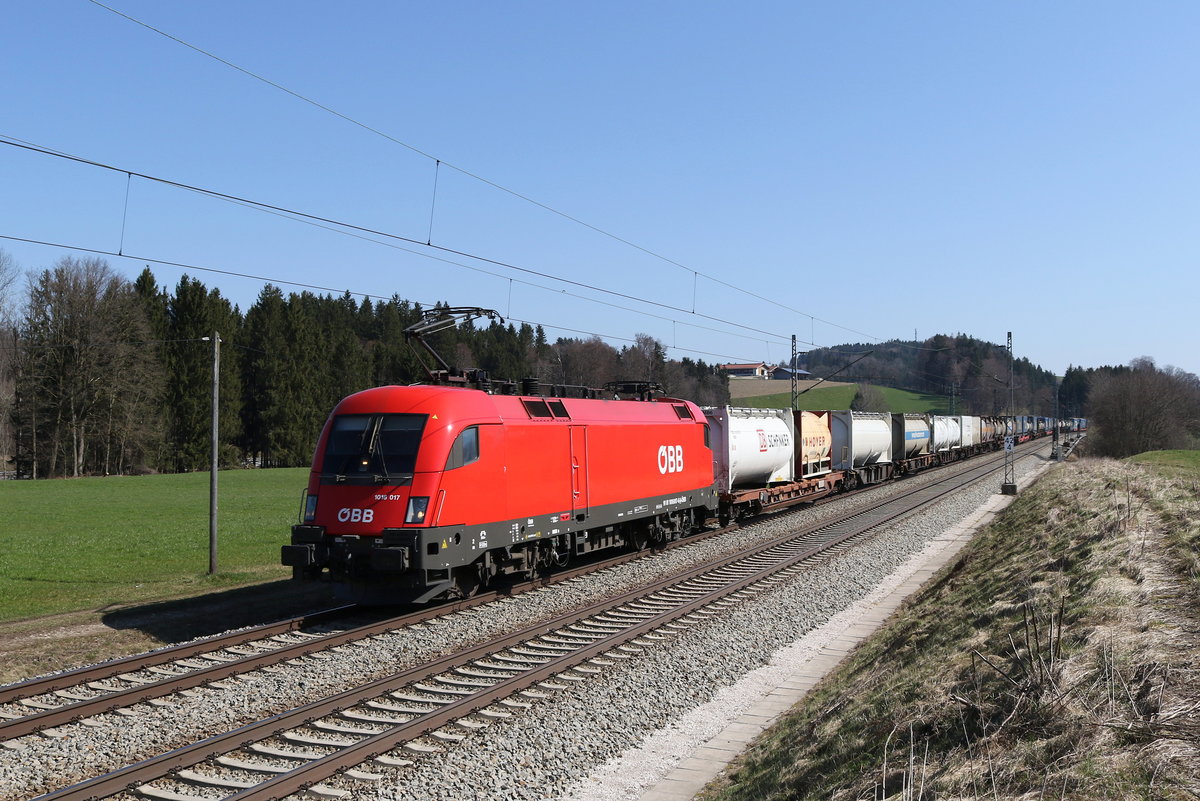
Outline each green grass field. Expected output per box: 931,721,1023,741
736,384,952,413
0,469,309,622
1127,449,1200,479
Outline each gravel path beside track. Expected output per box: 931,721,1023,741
0,448,1050,801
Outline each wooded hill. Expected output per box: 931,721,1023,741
802,336,1068,417
804,340,1200,457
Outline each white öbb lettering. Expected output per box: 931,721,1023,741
337,507,374,523
657,445,684,474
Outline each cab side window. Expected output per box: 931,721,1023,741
445,426,480,470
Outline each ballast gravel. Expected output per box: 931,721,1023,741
0,449,1051,801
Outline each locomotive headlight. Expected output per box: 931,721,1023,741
405,496,430,524
304,494,318,523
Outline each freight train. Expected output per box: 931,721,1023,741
282,383,1082,605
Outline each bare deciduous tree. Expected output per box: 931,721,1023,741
552,337,621,390
0,249,18,324
12,256,163,477
0,249,20,474
1088,357,1200,457
851,383,890,412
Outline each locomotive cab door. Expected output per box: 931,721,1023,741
569,425,588,520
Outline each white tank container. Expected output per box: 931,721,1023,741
959,416,981,447
831,411,892,470
892,413,932,459
932,415,961,451
702,407,795,491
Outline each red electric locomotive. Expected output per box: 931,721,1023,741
283,384,718,603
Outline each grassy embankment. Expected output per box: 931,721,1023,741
0,469,308,622
697,451,1200,800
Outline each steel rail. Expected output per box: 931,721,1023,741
0,605,356,706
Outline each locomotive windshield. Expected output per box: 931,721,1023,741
321,413,427,482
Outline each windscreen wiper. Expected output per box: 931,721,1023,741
366,417,392,484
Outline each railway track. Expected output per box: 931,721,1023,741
0,521,740,741
22,442,1040,801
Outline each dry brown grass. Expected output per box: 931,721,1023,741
699,457,1200,800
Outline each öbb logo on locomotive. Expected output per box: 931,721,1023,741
337,507,375,523
657,444,684,474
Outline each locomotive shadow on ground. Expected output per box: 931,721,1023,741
98,580,339,643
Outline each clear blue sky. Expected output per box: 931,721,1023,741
3,1,1197,376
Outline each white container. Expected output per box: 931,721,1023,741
932,415,961,451
892,413,932,459
959,416,981,447
702,407,795,491
831,411,892,470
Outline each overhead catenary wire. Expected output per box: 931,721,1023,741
0,135,803,350
189,170,791,349
84,0,893,346
0,232,774,365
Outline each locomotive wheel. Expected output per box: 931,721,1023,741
451,565,483,598
629,528,649,551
